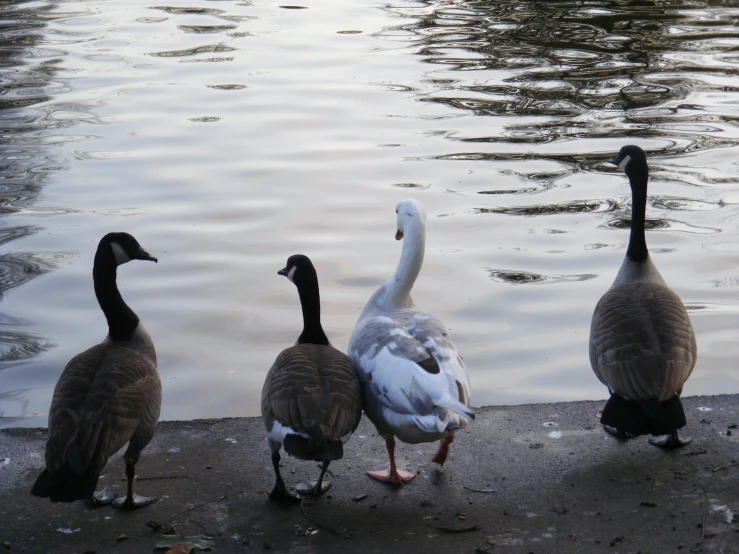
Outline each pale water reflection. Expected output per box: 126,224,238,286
1,0,738,427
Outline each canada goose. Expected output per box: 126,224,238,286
30,232,160,509
261,254,362,501
348,199,473,485
589,145,697,448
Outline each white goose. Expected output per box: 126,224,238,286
348,199,473,484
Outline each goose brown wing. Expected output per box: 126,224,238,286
589,282,696,402
46,343,161,477
261,344,361,442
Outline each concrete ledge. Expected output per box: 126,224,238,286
1,395,737,553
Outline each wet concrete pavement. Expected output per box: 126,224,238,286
1,395,738,553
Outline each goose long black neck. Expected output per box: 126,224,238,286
296,270,329,346
93,250,140,342
627,165,649,263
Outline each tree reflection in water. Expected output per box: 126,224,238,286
0,1,82,418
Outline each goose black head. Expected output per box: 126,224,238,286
609,145,648,184
99,232,158,266
278,254,316,286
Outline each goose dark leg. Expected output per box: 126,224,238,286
649,430,691,449
432,433,455,465
295,459,332,496
367,437,416,485
112,454,156,510
269,450,300,503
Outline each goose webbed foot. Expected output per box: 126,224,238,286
649,431,691,449
111,457,156,510
368,436,416,485
270,482,302,503
112,493,157,510
268,450,301,503
294,480,331,496
294,459,332,496
90,487,118,506
367,465,416,485
603,424,634,440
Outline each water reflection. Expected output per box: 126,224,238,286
0,2,79,376
0,0,737,426
0,314,54,371
385,0,739,157
149,44,238,58
475,199,619,216
487,269,597,285
0,388,37,423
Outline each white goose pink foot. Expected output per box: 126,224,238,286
367,438,417,485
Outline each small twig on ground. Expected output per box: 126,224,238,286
697,511,707,545
685,450,708,457
463,486,495,494
713,462,738,472
138,474,191,481
188,517,209,534
166,495,226,524
436,524,481,534
300,502,342,536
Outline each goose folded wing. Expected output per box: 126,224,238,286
405,312,471,404
352,317,468,417
315,349,363,437
263,346,361,441
590,284,696,402
47,344,158,474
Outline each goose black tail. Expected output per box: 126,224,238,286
30,465,98,503
601,394,686,437
283,434,344,462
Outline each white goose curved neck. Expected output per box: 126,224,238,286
370,219,426,314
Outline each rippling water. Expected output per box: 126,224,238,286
1,0,738,427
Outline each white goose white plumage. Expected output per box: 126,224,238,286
348,199,473,484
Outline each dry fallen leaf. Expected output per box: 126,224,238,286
116,533,129,542
337,30,362,34
166,545,192,554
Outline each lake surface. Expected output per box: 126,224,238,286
1,0,738,428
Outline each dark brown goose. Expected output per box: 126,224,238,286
31,232,161,509
261,254,362,501
589,145,697,448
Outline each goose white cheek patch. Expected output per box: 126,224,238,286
618,155,631,172
110,242,131,264
287,266,297,283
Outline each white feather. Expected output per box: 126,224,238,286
266,420,310,451
110,242,131,265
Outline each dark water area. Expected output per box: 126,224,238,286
0,1,78,422
1,0,738,427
